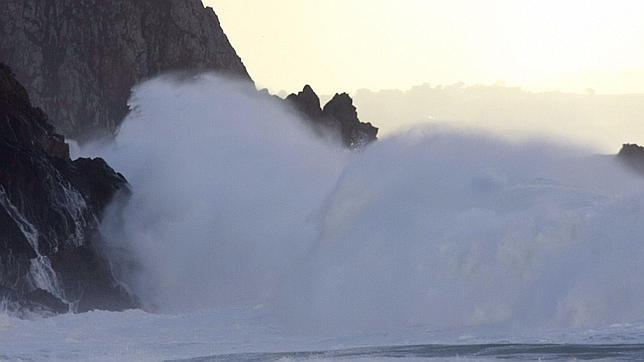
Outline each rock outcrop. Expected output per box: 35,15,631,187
0,0,251,142
287,85,378,148
0,63,136,315
617,143,644,175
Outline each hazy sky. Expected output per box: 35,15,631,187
207,0,644,95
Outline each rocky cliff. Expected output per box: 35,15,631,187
0,63,136,315
0,0,250,142
287,85,378,148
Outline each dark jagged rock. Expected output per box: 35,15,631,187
324,93,379,148
0,63,137,315
286,85,324,120
286,85,378,148
0,0,251,142
617,143,644,175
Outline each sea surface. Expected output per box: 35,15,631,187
3,308,644,361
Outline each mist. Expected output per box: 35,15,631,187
94,74,349,311
353,83,644,152
283,130,644,332
91,73,644,335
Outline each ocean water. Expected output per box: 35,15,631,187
3,308,644,361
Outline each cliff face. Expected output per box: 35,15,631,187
287,85,378,148
0,63,136,315
0,0,250,142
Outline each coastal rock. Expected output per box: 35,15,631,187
617,143,644,175
0,63,136,315
286,85,324,120
287,85,378,148
0,0,251,142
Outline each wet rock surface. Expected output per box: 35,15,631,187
0,63,136,315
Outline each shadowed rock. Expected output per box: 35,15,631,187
617,143,644,175
286,85,324,120
0,0,251,142
287,85,378,148
0,63,137,315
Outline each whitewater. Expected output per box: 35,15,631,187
4,73,644,361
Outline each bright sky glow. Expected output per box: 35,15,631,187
207,0,644,95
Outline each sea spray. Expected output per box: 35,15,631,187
281,130,644,332
93,73,349,312
91,73,644,334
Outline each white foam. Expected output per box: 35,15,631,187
28,256,65,303
0,186,40,252
0,184,69,306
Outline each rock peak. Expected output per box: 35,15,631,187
286,86,378,148
323,93,359,123
286,85,324,120
617,143,644,175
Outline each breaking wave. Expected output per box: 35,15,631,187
90,73,644,334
